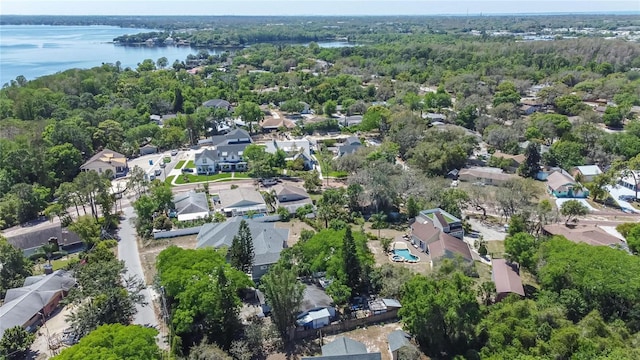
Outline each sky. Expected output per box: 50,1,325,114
1,0,639,16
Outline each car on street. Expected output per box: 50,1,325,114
171,149,179,156
154,169,162,176
149,175,156,181
181,168,194,173
618,195,636,202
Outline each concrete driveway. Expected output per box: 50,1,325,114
555,198,598,212
117,207,158,328
606,185,640,214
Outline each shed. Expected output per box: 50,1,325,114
297,308,331,329
388,330,411,360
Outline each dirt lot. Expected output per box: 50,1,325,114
276,219,314,246
29,305,75,359
139,235,198,284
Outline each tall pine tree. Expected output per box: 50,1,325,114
518,142,541,179
229,220,254,273
342,227,361,296
215,267,241,349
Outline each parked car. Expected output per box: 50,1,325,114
154,169,162,176
618,195,636,202
260,178,278,186
171,149,178,156
159,162,166,168
182,168,194,173
149,175,156,181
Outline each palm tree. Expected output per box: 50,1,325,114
371,212,387,239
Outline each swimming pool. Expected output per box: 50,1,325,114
393,248,419,262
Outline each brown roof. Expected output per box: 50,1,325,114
260,117,296,129
493,151,526,164
411,222,439,243
492,259,525,297
546,171,576,191
542,224,625,247
428,232,472,261
81,149,127,168
459,168,515,182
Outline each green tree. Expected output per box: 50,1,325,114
603,105,625,128
504,232,537,272
343,226,362,295
45,143,82,185
303,170,322,194
53,324,160,360
188,341,233,360
234,102,263,134
0,326,35,360
360,105,392,132
560,200,589,225
0,236,32,298
229,219,254,273
518,142,541,178
323,100,337,117
68,215,101,248
260,263,304,341
370,211,387,239
400,272,480,357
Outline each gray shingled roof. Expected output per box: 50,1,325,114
322,337,368,356
3,223,82,255
211,128,252,147
0,270,76,338
387,330,411,352
174,191,209,216
196,217,288,266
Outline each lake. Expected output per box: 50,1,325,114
0,25,353,86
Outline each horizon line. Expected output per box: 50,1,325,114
2,11,640,17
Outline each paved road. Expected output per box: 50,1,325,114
117,206,158,328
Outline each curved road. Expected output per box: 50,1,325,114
117,206,158,328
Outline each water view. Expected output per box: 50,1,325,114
0,25,353,85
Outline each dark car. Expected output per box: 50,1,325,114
181,168,194,173
618,195,636,201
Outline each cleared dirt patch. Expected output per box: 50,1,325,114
275,219,314,246
139,235,197,284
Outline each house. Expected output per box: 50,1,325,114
427,232,473,268
297,308,332,330
196,217,289,280
542,224,627,248
171,191,210,221
416,208,464,239
618,170,640,192
546,170,588,198
215,188,267,216
458,167,516,186
572,165,603,182
139,144,158,156
410,221,440,252
202,99,232,111
492,259,525,301
335,137,362,157
491,151,526,172
264,138,315,170
80,149,128,178
195,129,253,173
341,115,363,127
260,116,297,131
3,223,83,257
519,98,543,115
368,298,402,316
303,337,382,360
0,270,76,338
273,184,313,214
388,330,412,360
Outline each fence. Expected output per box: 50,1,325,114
153,226,202,239
292,309,399,340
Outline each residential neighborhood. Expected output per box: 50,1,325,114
1,11,640,360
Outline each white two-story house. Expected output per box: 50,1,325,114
194,129,252,174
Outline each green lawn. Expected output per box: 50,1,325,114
328,170,348,178
165,175,176,185
486,240,505,258
175,172,233,184
163,156,171,163
175,160,186,169
186,160,195,168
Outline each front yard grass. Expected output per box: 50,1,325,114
328,170,348,178
175,160,186,169
185,160,195,168
174,172,250,184
486,240,505,258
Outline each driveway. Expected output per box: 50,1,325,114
465,218,506,241
117,207,158,328
606,185,640,214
